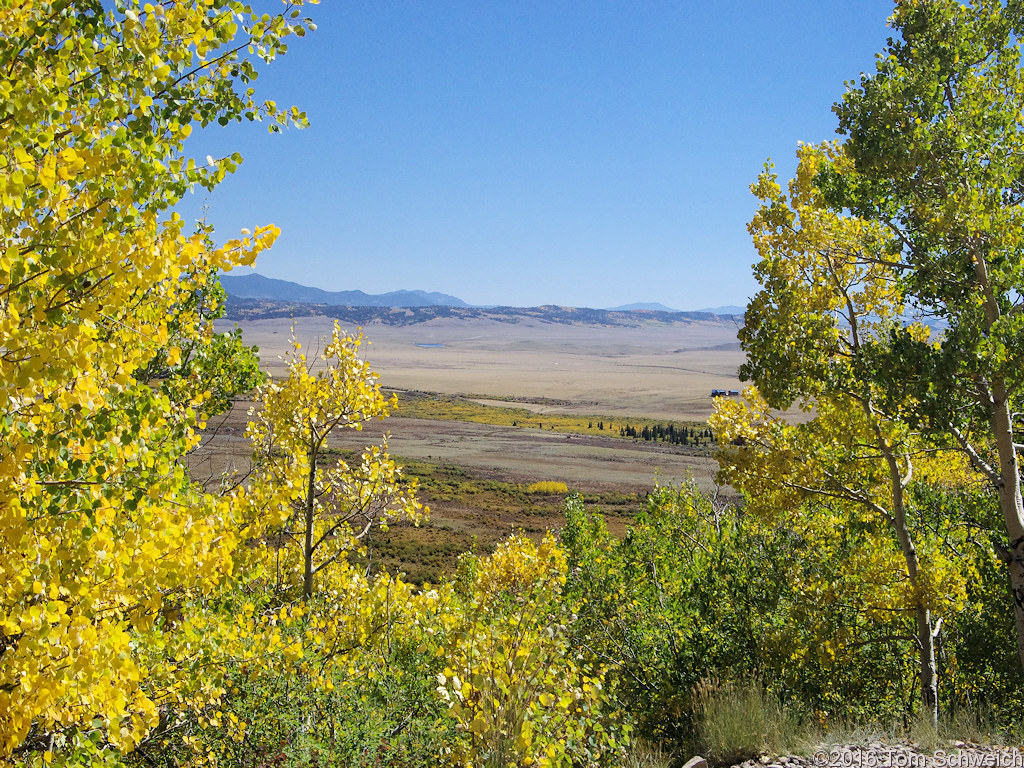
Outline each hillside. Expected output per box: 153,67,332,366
223,296,741,327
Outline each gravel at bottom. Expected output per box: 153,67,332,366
730,742,1023,768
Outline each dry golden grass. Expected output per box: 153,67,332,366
224,314,747,422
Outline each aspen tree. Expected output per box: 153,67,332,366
0,1,313,759
827,0,1024,672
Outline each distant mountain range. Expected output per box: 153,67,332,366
609,302,747,315
223,300,741,328
218,273,744,316
607,302,682,312
219,273,469,308
695,304,746,315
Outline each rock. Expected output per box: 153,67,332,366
681,756,708,768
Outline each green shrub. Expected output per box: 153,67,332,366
560,484,924,759
562,485,761,756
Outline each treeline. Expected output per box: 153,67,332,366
618,422,715,445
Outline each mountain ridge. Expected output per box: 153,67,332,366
223,297,741,329
695,304,746,315
220,273,469,308
219,273,745,321
607,301,682,312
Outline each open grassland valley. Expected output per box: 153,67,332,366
187,388,704,585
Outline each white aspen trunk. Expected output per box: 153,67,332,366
915,604,938,727
303,451,317,601
972,250,1024,671
988,383,1024,673
879,431,938,724
893,502,939,724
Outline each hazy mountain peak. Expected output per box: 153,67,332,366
606,302,682,313
219,273,469,308
695,304,746,316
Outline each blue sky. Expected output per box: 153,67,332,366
184,1,896,310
